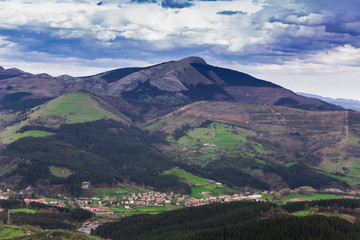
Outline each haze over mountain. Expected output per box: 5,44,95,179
297,92,360,112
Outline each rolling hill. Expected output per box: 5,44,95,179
145,101,360,189
0,90,130,144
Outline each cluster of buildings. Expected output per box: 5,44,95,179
24,198,66,208
179,194,263,207
76,190,264,214
0,187,33,200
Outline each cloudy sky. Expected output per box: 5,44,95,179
0,0,359,100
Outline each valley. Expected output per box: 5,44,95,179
0,57,360,238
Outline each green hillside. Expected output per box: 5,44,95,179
30,91,128,125
163,168,232,198
146,101,360,189
0,91,130,144
0,119,190,196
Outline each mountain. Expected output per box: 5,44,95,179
297,92,360,111
0,57,343,115
94,57,343,112
0,57,357,195
145,101,360,190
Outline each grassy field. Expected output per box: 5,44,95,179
348,134,360,146
49,166,72,178
315,158,360,184
293,209,311,217
163,168,232,198
0,225,26,239
3,130,53,144
314,157,360,181
320,212,356,223
175,123,250,152
92,184,148,199
313,166,336,173
293,210,356,223
0,91,129,144
281,194,341,202
30,92,125,125
109,204,183,216
284,162,296,167
329,174,360,184
169,122,268,165
9,208,36,213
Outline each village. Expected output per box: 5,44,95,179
76,190,264,215
1,182,360,217
0,181,266,216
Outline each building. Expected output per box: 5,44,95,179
82,182,91,189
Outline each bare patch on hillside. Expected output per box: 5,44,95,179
186,109,251,123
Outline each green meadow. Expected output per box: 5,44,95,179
171,122,268,164
49,166,73,178
293,210,356,223
92,184,148,199
3,130,52,144
0,91,128,144
163,168,232,198
348,134,360,146
9,208,36,214
30,92,124,125
281,193,360,203
0,225,26,239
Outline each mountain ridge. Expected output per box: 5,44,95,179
0,57,344,114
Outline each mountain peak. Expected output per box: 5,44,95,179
0,67,26,75
178,56,207,65
0,66,4,71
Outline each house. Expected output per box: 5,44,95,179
248,194,262,200
82,221,91,227
24,198,46,205
49,201,66,208
82,182,91,189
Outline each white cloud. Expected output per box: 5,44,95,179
0,36,152,76
0,0,267,51
214,44,360,100
0,0,360,101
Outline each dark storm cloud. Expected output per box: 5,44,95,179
217,10,246,15
297,0,360,36
325,22,360,36
161,0,193,8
